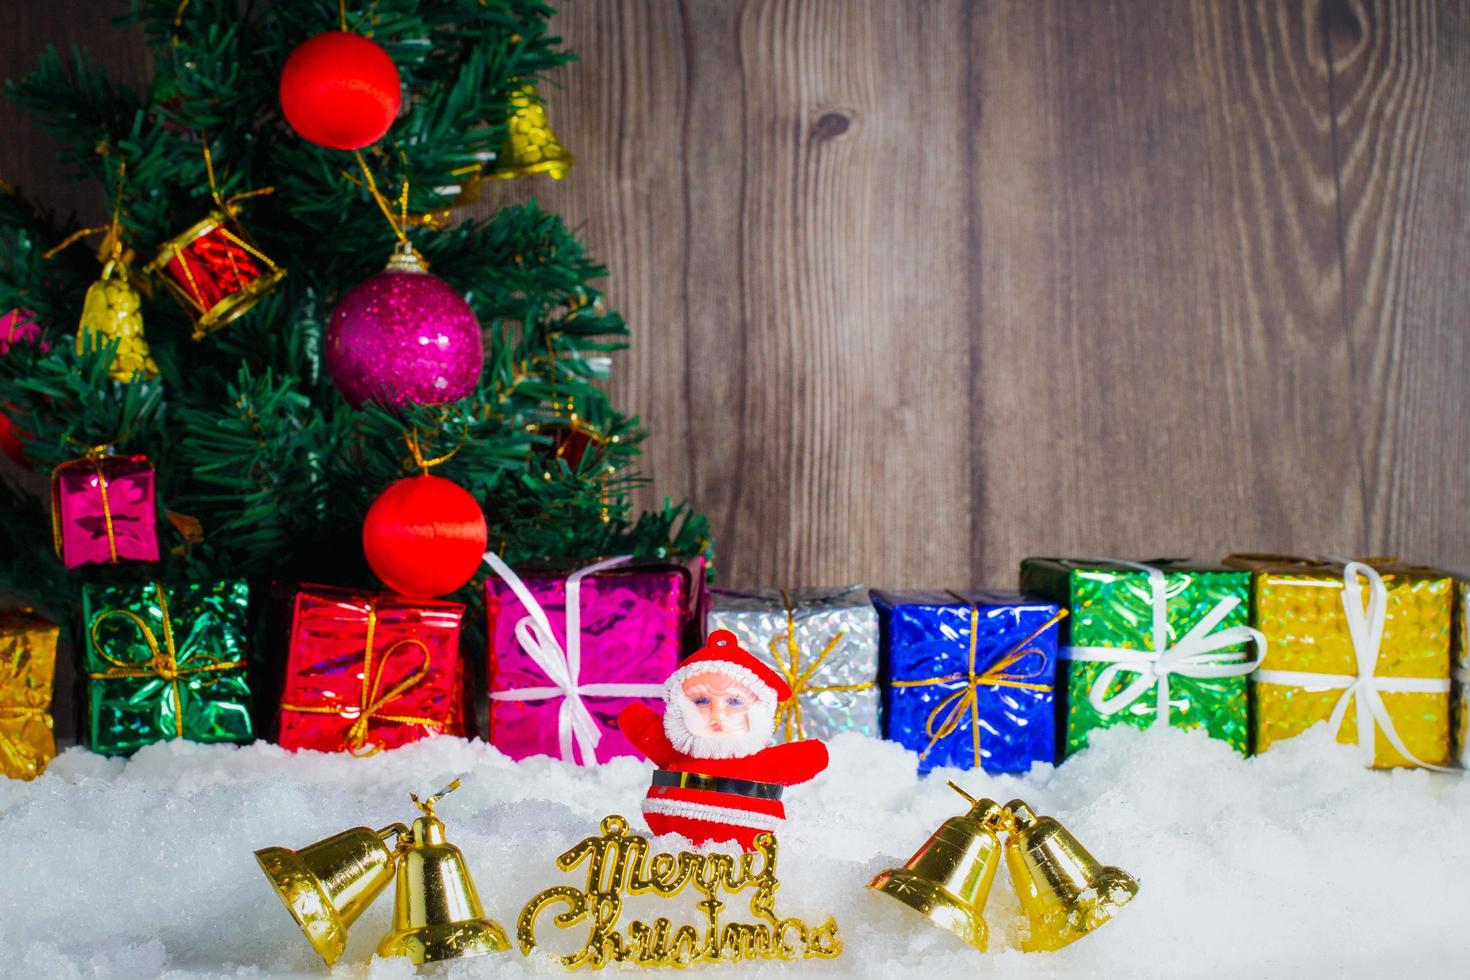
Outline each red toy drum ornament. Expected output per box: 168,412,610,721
279,31,401,150
148,208,285,339
362,473,487,598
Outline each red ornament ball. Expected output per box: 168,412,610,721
362,473,487,597
279,31,401,150
0,410,24,465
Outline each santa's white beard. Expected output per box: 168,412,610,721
664,696,776,759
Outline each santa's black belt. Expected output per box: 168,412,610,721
651,770,784,801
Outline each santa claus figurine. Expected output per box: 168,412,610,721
618,629,829,850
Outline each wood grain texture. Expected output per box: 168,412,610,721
0,0,148,223
971,0,1360,580
1324,0,1470,560
488,0,976,589
5,0,1470,594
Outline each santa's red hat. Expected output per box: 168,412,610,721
667,629,791,704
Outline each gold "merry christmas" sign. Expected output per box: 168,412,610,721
517,814,842,969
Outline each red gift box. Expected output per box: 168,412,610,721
277,586,466,754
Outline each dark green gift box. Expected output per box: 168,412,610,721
82,580,254,755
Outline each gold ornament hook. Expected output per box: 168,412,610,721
410,775,464,818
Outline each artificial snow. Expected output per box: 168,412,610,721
1,724,1467,979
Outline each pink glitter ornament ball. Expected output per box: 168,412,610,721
324,248,483,407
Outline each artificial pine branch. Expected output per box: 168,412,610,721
0,0,710,633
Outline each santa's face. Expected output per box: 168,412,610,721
680,671,756,736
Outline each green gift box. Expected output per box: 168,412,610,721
82,580,254,755
1018,558,1265,756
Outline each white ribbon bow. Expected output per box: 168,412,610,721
1253,561,1452,771
484,552,666,766
1061,559,1266,727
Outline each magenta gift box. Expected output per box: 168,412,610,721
51,453,159,569
485,557,705,765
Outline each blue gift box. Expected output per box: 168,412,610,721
875,590,1064,773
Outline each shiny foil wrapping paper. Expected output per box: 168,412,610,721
1019,559,1253,756
486,560,703,764
874,590,1062,773
52,454,159,569
706,586,880,741
1225,556,1452,768
0,610,59,780
277,586,466,753
1458,579,1470,768
82,580,253,756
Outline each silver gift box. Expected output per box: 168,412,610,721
707,585,880,742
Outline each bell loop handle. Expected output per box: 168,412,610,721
411,775,466,817
377,822,411,844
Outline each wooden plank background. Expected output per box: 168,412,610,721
4,0,1469,591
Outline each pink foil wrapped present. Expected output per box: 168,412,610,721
1,308,44,354
484,554,706,765
277,586,467,754
50,452,159,569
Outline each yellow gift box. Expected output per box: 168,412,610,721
1224,555,1452,769
0,609,59,780
1455,579,1469,768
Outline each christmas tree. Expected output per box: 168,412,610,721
0,1,708,633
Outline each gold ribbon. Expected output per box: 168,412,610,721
50,445,119,563
404,426,463,473
890,595,1066,767
279,598,441,756
44,161,128,262
86,582,244,739
769,590,876,742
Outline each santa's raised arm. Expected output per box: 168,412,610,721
618,629,829,850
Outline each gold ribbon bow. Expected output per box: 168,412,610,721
86,582,244,739
769,590,877,742
0,702,52,778
280,598,441,756
891,594,1066,767
51,445,120,563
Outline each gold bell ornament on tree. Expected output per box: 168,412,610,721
254,778,509,967
147,142,285,340
48,162,159,382
869,785,1138,953
77,256,159,382
485,83,574,182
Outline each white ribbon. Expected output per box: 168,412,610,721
1061,558,1266,727
484,552,666,766
1253,561,1452,771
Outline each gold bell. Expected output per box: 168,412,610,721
868,782,1008,951
485,83,575,182
1001,799,1139,952
255,823,406,966
375,785,510,964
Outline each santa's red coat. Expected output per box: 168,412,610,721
618,703,829,850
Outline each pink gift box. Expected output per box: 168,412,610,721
50,454,159,569
485,556,705,765
1,308,44,355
